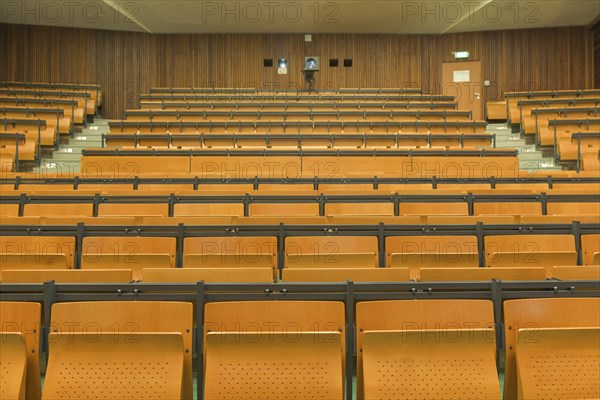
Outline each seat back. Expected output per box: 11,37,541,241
281,267,410,282
81,237,177,280
142,267,273,283
386,235,479,278
1,269,132,283
285,236,378,268
550,265,600,280
204,332,343,400
50,301,194,400
0,236,76,275
515,328,600,400
419,267,547,281
485,234,577,271
503,298,600,400
43,333,184,400
356,300,495,400
362,329,500,400
0,333,27,400
204,301,345,368
581,234,600,265
0,301,42,400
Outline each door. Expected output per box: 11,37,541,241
441,61,483,120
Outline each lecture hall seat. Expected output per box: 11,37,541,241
356,300,499,400
0,301,42,400
47,301,194,400
503,298,600,400
385,235,479,279
43,333,185,400
203,301,345,400
284,235,379,268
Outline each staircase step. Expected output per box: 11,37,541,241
519,159,562,171
496,140,527,147
34,162,80,174
64,142,103,150
49,152,83,162
517,152,545,161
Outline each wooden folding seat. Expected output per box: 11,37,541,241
581,234,600,265
426,215,517,224
582,152,600,171
1,269,132,283
81,154,191,175
356,300,499,400
408,156,519,179
319,185,377,192
98,203,169,217
386,235,479,279
249,203,320,216
143,267,273,283
238,215,324,224
81,236,176,280
328,215,423,224
143,216,234,225
47,301,194,400
0,216,41,225
419,266,546,281
281,267,410,282
0,203,19,216
485,234,577,271
0,302,42,400
42,216,138,225
23,203,94,217
400,202,468,215
174,203,243,216
183,236,277,271
474,202,542,215
325,202,394,216
557,135,600,161
378,183,434,191
258,183,315,191
205,331,342,400
76,183,133,192
0,332,27,400
197,183,254,191
503,298,600,400
546,201,600,215
516,328,600,400
550,265,600,280
285,236,379,268
0,236,75,277
520,214,600,224
1,118,55,147
486,101,507,121
0,131,37,162
17,183,74,191
137,183,194,194
203,301,345,400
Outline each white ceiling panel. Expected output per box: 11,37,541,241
1,0,598,34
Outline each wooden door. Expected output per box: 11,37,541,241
442,61,483,120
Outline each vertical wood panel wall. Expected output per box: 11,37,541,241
593,20,600,88
0,23,594,119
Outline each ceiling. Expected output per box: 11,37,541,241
1,0,598,34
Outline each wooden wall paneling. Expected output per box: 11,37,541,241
0,24,594,119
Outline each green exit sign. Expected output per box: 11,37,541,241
454,51,470,59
